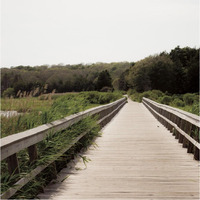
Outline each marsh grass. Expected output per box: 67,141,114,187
1,91,122,137
1,97,53,113
1,117,100,198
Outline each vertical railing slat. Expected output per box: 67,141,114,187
7,153,20,175
28,144,38,164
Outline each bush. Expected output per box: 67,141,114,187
98,92,121,104
130,94,139,102
127,89,135,96
100,87,113,92
138,91,151,102
160,95,172,105
183,93,196,105
137,90,164,102
191,103,199,115
172,99,185,107
3,88,15,98
151,90,164,98
80,91,100,104
129,90,164,102
80,91,122,105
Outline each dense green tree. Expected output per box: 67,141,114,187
3,88,15,97
118,70,129,91
127,47,199,94
96,70,113,91
170,46,199,93
1,73,9,92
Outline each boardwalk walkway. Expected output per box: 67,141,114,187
38,99,199,199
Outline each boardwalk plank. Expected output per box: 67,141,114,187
38,100,199,199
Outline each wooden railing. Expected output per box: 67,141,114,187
0,97,127,199
142,97,199,161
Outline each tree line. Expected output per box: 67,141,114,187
1,46,199,97
1,62,130,97
118,46,199,94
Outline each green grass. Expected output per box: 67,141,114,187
1,97,53,113
1,116,101,198
1,91,122,138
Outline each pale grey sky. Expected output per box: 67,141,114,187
1,0,199,68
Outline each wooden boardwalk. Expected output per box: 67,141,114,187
38,99,199,199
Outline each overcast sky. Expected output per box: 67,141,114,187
1,0,199,68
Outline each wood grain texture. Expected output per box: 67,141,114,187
38,99,199,200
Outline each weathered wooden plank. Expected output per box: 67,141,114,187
38,100,199,200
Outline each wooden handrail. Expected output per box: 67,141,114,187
142,97,199,160
1,98,126,161
0,97,127,199
142,97,199,127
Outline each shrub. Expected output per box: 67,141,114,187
160,95,172,105
129,90,164,102
3,88,15,98
151,90,164,98
80,91,100,104
172,99,185,107
140,90,160,102
100,87,113,92
138,91,150,102
191,103,199,115
183,93,196,105
127,89,135,96
130,94,139,102
98,92,121,104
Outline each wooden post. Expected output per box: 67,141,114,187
194,147,199,160
178,119,185,143
50,162,57,179
187,142,194,153
171,114,174,123
175,130,179,139
28,144,38,164
187,125,195,153
7,153,20,175
172,127,175,136
176,117,181,128
168,113,172,132
183,122,191,148
171,115,175,134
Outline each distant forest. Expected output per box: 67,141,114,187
1,46,199,97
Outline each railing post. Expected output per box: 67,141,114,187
49,162,57,179
182,122,191,148
194,147,199,160
171,114,176,136
187,124,195,154
28,144,38,164
7,153,20,175
175,117,181,139
178,119,185,143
